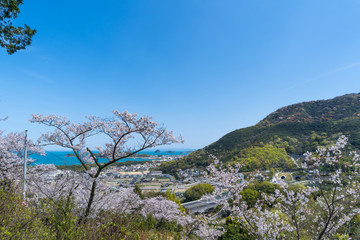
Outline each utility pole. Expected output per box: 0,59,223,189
22,130,28,200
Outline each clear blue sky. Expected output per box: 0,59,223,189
1,0,360,150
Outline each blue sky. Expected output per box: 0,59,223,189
1,0,360,150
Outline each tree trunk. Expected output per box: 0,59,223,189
79,179,97,223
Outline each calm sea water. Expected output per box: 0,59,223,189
30,150,193,166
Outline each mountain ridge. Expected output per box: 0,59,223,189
258,93,360,126
159,93,360,175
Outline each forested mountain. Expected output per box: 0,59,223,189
159,93,360,175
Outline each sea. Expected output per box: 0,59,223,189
29,150,193,166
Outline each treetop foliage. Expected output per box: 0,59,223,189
184,183,214,202
0,0,36,54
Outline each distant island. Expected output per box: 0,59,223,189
153,150,177,154
154,150,194,154
65,153,151,158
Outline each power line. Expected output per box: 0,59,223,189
45,151,74,166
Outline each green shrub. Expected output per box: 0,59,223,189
184,183,214,202
0,187,52,239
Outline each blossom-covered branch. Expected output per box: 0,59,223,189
30,110,183,219
0,120,43,182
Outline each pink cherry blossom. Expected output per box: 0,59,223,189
30,111,182,219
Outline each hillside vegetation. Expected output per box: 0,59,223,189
159,93,360,175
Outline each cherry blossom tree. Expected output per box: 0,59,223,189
287,135,360,239
194,221,224,240
141,196,183,222
139,195,224,239
26,164,88,205
98,187,142,214
26,165,142,218
26,165,221,239
202,136,360,239
30,110,183,219
261,136,360,239
0,118,43,184
202,158,293,239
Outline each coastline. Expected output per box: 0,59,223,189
30,150,192,166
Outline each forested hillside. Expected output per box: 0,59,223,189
159,93,360,175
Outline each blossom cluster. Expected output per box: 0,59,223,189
201,136,360,239
24,164,220,238
0,119,43,181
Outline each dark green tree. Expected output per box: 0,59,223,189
184,183,214,202
133,184,144,199
0,0,36,54
220,217,249,240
